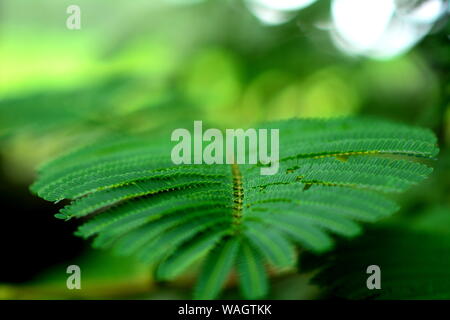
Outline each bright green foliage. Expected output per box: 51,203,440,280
31,117,438,299
0,78,189,140
306,227,450,299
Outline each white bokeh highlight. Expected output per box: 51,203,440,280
330,0,448,59
246,0,318,25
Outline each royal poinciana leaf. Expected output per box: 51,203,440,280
31,117,439,299
305,227,450,299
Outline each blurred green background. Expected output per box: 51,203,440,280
0,0,449,299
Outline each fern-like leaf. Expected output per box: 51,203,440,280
31,117,438,299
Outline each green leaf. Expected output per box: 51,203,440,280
194,237,240,299
32,117,439,299
156,230,227,280
306,227,450,299
244,222,296,269
237,240,269,299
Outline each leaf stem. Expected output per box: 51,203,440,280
231,163,244,233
